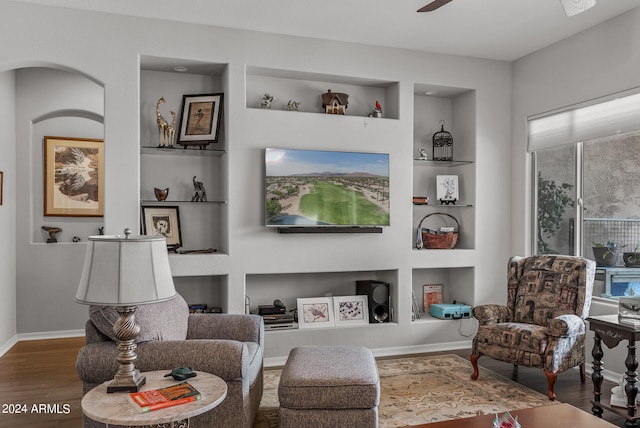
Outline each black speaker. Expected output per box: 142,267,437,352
356,280,390,323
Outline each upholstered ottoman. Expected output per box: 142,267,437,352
278,345,380,428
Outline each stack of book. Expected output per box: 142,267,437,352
128,381,201,413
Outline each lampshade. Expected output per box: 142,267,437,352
75,228,176,306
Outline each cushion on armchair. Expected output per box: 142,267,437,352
89,293,189,343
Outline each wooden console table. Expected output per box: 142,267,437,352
588,314,640,428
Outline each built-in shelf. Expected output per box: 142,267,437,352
413,159,473,167
413,203,473,207
141,200,227,204
141,146,226,157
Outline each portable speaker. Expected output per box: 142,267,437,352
356,280,390,323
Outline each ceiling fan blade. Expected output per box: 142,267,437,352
417,0,454,13
559,0,596,17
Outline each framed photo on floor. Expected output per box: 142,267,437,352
177,93,224,148
141,205,182,250
44,136,104,217
297,297,334,328
333,295,369,326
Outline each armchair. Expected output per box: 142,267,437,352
470,255,595,400
76,294,264,428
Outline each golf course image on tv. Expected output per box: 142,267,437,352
265,148,390,227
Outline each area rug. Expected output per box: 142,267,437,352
253,353,558,427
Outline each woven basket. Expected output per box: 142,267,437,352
416,212,460,249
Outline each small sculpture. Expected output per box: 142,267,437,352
287,100,301,111
418,148,428,160
72,236,81,242
42,226,62,243
261,93,274,109
156,97,176,148
372,101,382,118
98,227,104,235
191,176,207,202
154,187,169,201
322,89,348,115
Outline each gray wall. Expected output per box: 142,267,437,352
0,0,512,361
512,8,640,379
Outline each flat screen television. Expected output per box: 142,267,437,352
265,148,390,228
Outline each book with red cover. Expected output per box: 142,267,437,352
423,284,444,313
128,381,202,413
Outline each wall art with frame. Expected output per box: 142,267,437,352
297,297,334,328
436,175,459,203
44,136,104,217
0,171,3,206
333,295,369,326
141,205,182,251
177,93,224,149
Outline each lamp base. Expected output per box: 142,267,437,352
107,306,145,393
107,369,146,393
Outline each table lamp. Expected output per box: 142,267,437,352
75,228,176,393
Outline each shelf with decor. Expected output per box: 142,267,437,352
245,65,400,119
245,269,398,341
411,267,475,322
141,145,226,157
139,55,229,311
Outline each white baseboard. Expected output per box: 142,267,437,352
0,335,18,358
17,329,85,341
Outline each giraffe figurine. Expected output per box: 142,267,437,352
166,110,176,148
156,97,170,147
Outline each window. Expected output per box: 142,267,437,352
529,90,640,260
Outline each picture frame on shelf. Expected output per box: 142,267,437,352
333,295,369,326
141,205,182,251
436,175,459,203
297,297,334,328
43,136,104,217
177,93,224,149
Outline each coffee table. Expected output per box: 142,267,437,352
404,403,617,428
81,370,227,427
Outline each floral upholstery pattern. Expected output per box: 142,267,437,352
471,255,595,399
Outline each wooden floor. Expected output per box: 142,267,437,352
0,338,629,427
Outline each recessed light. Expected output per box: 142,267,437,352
173,66,188,72
424,90,438,96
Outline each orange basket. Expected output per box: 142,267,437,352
416,212,460,249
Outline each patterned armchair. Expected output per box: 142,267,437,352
470,255,595,400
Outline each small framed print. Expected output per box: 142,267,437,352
333,295,369,326
0,171,3,206
177,93,224,148
297,297,334,329
44,136,104,217
141,205,182,250
436,175,459,202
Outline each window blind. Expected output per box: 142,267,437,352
528,91,640,152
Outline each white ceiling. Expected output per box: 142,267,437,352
10,0,640,61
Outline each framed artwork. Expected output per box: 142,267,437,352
0,171,3,206
141,205,182,250
44,136,104,217
333,295,369,326
177,93,224,148
436,175,459,202
297,297,334,329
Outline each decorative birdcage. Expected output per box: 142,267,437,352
432,120,453,161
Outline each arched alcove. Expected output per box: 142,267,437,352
10,65,106,337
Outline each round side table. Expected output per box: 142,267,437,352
81,370,227,427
